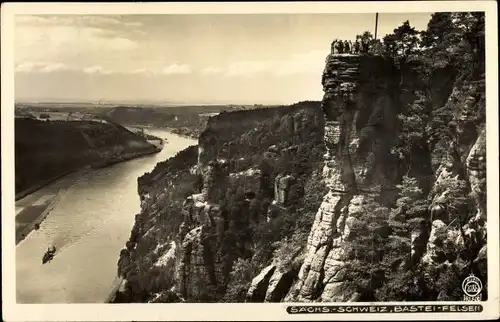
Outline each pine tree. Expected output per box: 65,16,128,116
420,12,454,49
342,198,390,299
376,176,427,300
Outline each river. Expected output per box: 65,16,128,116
16,130,197,303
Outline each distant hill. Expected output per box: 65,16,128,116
104,102,320,139
15,118,160,197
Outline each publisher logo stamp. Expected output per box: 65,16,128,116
462,274,482,301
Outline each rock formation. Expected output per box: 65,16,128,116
248,50,486,302
114,102,325,303
282,54,400,302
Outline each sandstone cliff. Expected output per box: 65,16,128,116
251,52,486,302
114,103,326,302
114,54,486,302
243,12,487,302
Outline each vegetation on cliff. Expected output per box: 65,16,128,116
337,12,486,301
114,101,326,302
115,145,200,302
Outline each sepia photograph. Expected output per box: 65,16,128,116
1,1,498,321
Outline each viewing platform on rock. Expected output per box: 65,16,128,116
325,52,385,62
326,53,361,59
322,53,398,93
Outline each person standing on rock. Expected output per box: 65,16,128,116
331,39,337,54
336,40,344,54
353,39,360,54
362,39,369,54
344,40,350,54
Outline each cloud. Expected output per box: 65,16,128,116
225,61,272,76
15,62,43,73
83,65,113,75
205,49,329,78
201,66,223,75
16,62,71,73
15,15,140,65
130,68,152,75
40,62,69,73
15,15,142,28
124,21,144,27
15,62,116,75
16,24,138,58
161,64,191,75
129,64,192,76
108,37,138,51
275,50,328,76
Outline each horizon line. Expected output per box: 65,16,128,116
14,99,321,106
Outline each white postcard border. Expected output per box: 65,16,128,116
1,1,498,321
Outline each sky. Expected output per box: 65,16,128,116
15,13,432,105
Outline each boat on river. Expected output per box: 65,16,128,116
42,245,56,264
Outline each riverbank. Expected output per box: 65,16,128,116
91,146,163,169
16,131,196,303
15,147,163,245
15,170,78,202
164,127,199,140
123,124,199,139
15,170,87,245
16,144,162,201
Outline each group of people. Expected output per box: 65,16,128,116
330,38,371,55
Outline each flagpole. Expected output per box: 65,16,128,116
374,13,379,40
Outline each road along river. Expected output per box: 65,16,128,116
16,130,197,303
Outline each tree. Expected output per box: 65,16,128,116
420,12,454,49
342,175,433,301
387,175,428,269
382,33,398,57
419,12,485,76
355,31,375,54
394,93,430,167
450,12,485,76
390,20,420,59
222,259,259,302
431,175,471,226
356,31,374,44
395,175,424,209
341,199,391,299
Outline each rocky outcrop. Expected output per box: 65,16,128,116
420,77,486,279
252,50,486,302
178,225,218,300
165,103,325,302
466,127,487,220
281,54,401,302
246,264,276,302
274,174,297,205
264,268,297,302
